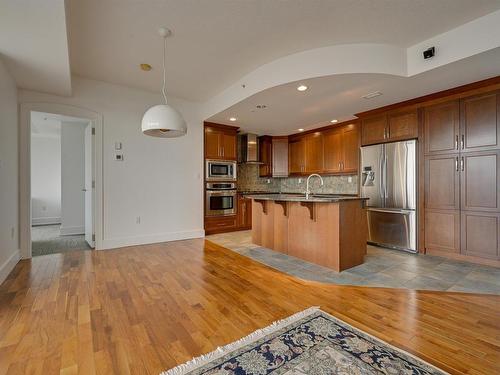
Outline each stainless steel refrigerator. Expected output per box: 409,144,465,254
360,140,417,253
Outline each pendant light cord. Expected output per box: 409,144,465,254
162,36,168,105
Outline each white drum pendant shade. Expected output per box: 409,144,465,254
141,104,187,137
141,27,187,138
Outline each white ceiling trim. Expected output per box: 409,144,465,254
203,9,500,120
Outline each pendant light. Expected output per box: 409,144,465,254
141,27,187,138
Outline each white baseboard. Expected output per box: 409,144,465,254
60,225,85,236
0,249,20,285
32,217,61,226
100,229,205,250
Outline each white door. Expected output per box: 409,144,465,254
84,123,94,247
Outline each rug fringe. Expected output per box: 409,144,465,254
160,306,320,375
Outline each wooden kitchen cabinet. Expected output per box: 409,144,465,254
260,136,289,177
424,154,460,210
361,109,417,146
272,137,289,177
361,115,387,145
323,123,359,173
204,123,238,160
461,92,500,152
289,138,305,174
423,100,460,155
425,209,460,255
237,194,252,229
204,215,237,234
304,133,324,173
460,211,500,260
460,150,500,212
259,136,272,177
387,110,418,141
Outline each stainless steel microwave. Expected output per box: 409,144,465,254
205,160,237,181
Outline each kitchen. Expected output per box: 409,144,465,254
204,77,500,294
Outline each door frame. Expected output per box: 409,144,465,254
19,102,104,258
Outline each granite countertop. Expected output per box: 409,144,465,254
244,193,368,203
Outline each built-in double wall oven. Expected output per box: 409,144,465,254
205,182,237,216
205,160,237,181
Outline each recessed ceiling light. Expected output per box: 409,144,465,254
229,117,237,122
298,128,305,132
140,63,152,71
330,119,338,123
297,85,308,92
362,91,382,99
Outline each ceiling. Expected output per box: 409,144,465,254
208,47,500,135
66,0,500,101
0,0,71,96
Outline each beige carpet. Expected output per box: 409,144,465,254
32,224,91,256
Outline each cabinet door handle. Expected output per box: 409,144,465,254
387,127,390,139
461,134,464,149
455,157,458,171
460,156,464,171
383,128,387,139
455,135,458,150
338,162,342,170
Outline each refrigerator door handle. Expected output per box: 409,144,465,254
384,153,388,198
367,208,413,215
379,152,384,200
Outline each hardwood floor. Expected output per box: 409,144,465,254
0,239,499,374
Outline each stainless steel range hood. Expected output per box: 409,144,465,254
238,133,263,164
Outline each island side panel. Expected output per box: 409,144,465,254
339,200,368,271
287,202,340,270
251,200,274,249
273,201,289,254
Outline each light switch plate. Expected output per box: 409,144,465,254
115,142,122,150
115,153,124,161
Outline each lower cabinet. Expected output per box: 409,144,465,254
237,194,252,229
424,209,460,254
461,211,500,260
205,215,238,234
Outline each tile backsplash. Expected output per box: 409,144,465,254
238,164,359,195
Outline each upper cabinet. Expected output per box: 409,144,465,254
323,123,359,174
361,108,417,146
259,136,289,177
288,122,359,176
461,92,500,153
204,123,238,160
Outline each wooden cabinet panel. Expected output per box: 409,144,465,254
342,124,359,173
272,138,289,177
289,138,305,174
323,129,342,173
237,195,252,229
361,115,387,145
205,128,222,159
461,150,500,212
425,209,460,254
423,101,460,155
461,211,500,260
204,215,237,234
258,136,272,177
424,155,460,210
222,133,237,160
204,124,237,160
388,110,418,141
304,133,324,173
461,92,500,152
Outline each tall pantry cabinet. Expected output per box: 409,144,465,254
423,92,500,262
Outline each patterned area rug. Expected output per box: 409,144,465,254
162,307,447,375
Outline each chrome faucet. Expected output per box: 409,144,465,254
305,174,324,199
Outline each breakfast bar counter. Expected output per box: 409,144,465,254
246,194,368,272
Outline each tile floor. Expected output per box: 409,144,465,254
207,230,500,295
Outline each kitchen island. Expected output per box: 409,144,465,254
246,194,368,272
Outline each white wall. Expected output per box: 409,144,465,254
31,134,62,225
60,121,86,235
0,58,20,282
19,77,204,249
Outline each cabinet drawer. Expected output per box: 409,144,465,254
205,215,237,232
